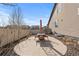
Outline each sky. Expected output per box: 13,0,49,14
0,3,54,26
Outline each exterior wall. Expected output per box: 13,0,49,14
49,3,79,37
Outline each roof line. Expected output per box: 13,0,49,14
47,3,57,27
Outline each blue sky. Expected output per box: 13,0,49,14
0,3,54,26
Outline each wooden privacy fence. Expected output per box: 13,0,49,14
0,28,31,47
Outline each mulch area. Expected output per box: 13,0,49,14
50,34,79,56
0,35,31,56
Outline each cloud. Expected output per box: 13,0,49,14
0,11,9,26
0,11,49,27
23,17,49,26
23,18,39,26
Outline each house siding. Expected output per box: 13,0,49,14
48,3,79,37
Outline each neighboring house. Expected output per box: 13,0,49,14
48,3,79,37
20,25,30,29
30,25,39,30
6,25,30,29
30,25,40,35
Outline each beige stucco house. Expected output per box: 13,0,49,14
48,3,79,37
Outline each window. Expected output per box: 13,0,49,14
54,20,58,28
57,4,63,16
78,8,79,15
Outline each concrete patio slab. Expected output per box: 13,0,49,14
14,36,67,56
